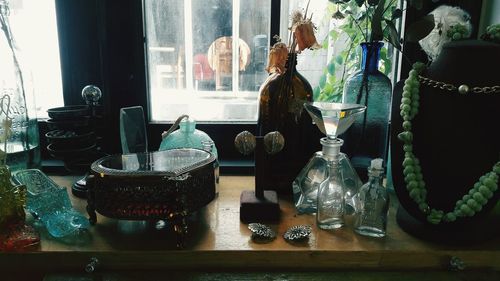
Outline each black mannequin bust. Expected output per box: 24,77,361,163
390,40,500,243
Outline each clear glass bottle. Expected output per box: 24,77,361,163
293,138,362,215
202,139,219,195
354,158,389,238
316,139,346,230
342,42,392,176
0,1,41,171
159,118,218,159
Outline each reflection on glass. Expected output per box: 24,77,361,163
144,0,271,122
102,149,212,174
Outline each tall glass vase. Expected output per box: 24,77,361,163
0,1,41,171
257,53,316,195
341,42,392,177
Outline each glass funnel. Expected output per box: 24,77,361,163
293,102,366,215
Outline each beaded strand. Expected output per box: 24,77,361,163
398,62,500,224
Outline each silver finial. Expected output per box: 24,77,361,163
81,85,102,105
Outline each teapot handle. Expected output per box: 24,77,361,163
161,114,189,139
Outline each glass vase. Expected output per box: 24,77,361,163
341,42,392,176
257,53,316,195
0,1,41,171
159,118,218,159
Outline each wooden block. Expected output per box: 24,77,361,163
240,190,280,223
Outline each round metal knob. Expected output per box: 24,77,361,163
449,256,465,271
85,257,99,273
263,131,285,155
234,130,256,155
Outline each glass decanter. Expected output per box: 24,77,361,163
353,158,389,237
293,102,366,215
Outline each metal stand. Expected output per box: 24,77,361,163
72,85,103,198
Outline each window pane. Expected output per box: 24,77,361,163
7,0,63,119
144,0,271,122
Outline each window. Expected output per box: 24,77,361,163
48,0,486,163
143,0,271,122
6,0,63,119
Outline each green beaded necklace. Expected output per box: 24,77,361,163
398,62,500,224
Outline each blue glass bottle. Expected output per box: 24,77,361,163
159,118,218,159
342,42,392,175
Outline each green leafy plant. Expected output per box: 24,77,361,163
314,0,433,102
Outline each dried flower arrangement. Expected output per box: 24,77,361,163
266,0,321,74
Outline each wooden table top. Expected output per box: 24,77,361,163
1,175,499,273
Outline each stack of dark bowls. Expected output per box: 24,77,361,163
45,105,97,169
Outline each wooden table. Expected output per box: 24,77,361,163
1,175,499,280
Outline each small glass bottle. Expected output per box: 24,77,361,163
316,139,346,230
202,139,219,195
354,158,389,238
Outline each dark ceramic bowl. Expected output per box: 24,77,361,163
47,142,97,160
46,116,90,130
45,130,96,149
47,105,90,120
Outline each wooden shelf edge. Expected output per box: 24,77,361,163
1,250,498,272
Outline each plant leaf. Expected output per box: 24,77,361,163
391,8,402,20
355,0,364,7
335,55,344,65
323,83,334,94
370,0,386,41
319,74,327,89
313,86,320,100
384,19,401,50
368,0,380,6
329,29,339,41
327,62,336,75
328,73,336,84
405,14,435,42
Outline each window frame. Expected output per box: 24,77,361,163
48,0,281,168
48,0,484,168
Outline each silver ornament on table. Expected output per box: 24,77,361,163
234,131,256,155
263,131,285,155
248,223,276,241
283,225,311,242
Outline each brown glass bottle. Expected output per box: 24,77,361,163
257,53,318,196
